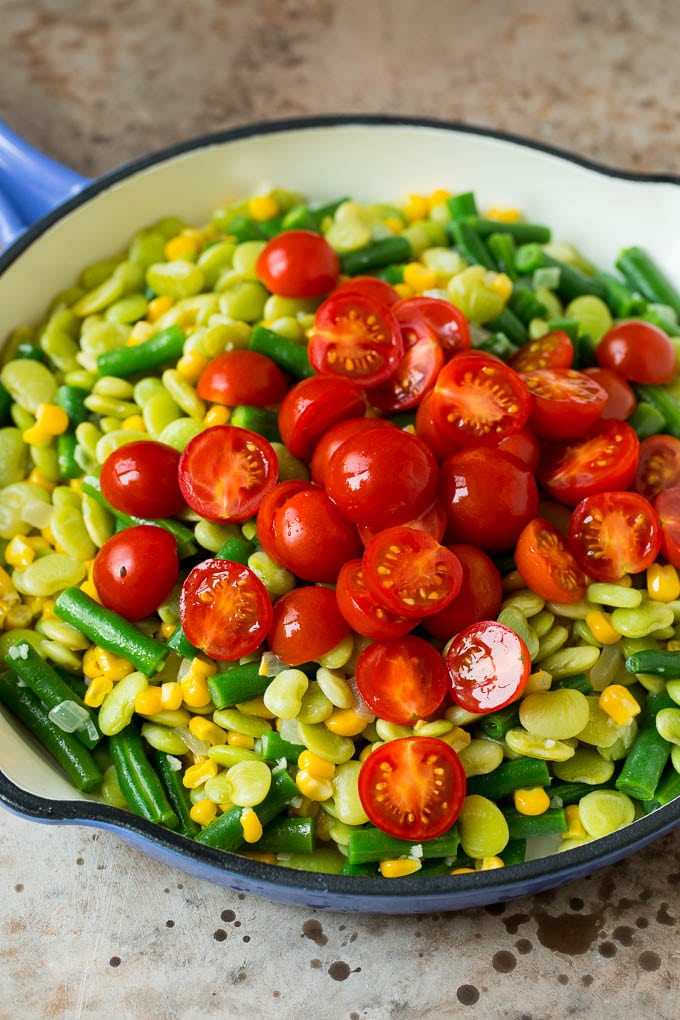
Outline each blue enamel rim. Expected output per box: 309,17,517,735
1,114,679,913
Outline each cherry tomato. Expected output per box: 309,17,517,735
335,559,415,641
255,229,339,297
538,420,640,507
362,526,463,619
256,480,312,563
428,352,531,447
422,544,503,641
355,635,449,724
440,448,539,553
269,486,362,583
308,291,404,386
267,586,350,666
596,320,676,384
310,417,393,486
521,368,608,440
358,499,447,547
358,736,466,840
178,425,278,522
365,334,444,413
497,426,540,473
654,487,680,567
634,434,680,501
93,525,179,622
99,440,184,519
278,375,365,461
508,330,574,373
196,350,288,407
180,558,272,662
568,491,662,582
514,517,587,603
333,275,400,305
415,388,457,461
445,621,531,714
393,296,470,357
324,426,439,529
582,367,637,421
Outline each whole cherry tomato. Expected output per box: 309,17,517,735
196,350,288,407
596,320,676,384
267,586,350,666
93,525,179,622
268,486,362,583
255,229,339,297
278,375,365,461
582,367,637,421
355,635,449,724
100,440,184,519
309,417,392,486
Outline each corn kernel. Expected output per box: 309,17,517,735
239,806,263,843
176,351,209,384
383,217,404,234
160,621,177,639
180,671,212,709
295,770,334,801
485,206,522,222
147,295,174,322
427,188,451,210
160,681,184,711
379,858,422,878
68,477,84,494
488,272,513,302
450,867,475,875
134,687,164,716
476,856,505,870
4,603,33,629
403,193,429,223
0,566,16,597
513,786,551,816
297,750,336,780
22,402,69,446
84,675,114,708
564,804,587,839
121,414,146,431
599,684,641,726
647,563,680,602
164,234,200,261
189,716,227,745
324,707,369,737
226,731,255,749
27,468,56,492
183,758,219,789
585,610,621,645
203,405,231,427
249,194,280,221
440,726,472,753
402,262,438,293
189,799,218,826
5,536,36,568
525,669,553,694
393,283,414,299
127,321,155,346
82,645,134,681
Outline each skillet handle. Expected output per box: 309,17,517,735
0,119,90,246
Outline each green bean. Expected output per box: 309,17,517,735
165,625,200,660
346,826,459,866
508,286,548,325
594,271,646,318
634,385,680,439
486,306,529,346
465,757,551,799
486,232,518,280
625,648,680,678
615,246,680,318
248,324,314,379
109,725,179,828
447,192,478,219
273,849,345,874
615,692,674,800
447,219,495,270
642,765,680,811
465,216,550,244
339,236,412,276
194,768,298,850
151,749,200,838
230,405,281,442
480,704,521,741
627,402,667,440
502,807,567,839
96,325,185,378
549,780,614,806
257,730,306,762
474,333,519,360
255,816,316,855
215,535,256,564
207,663,270,709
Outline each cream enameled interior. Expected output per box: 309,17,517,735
1,121,679,801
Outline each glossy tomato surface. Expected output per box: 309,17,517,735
278,375,365,461
335,559,415,641
196,350,288,407
309,416,392,486
582,367,637,421
99,440,184,519
393,295,470,357
255,229,339,297
267,586,350,666
508,330,574,373
422,544,502,640
568,491,662,582
445,621,531,714
355,635,449,724
93,525,179,622
521,368,607,440
654,487,680,567
180,559,273,661
634,434,680,501
596,320,676,384
308,291,404,386
538,420,640,507
269,486,362,583
514,517,587,603
366,334,444,412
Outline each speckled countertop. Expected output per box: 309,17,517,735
1,1,679,1017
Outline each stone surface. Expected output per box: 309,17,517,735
0,1,679,1017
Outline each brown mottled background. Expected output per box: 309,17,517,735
1,1,679,1018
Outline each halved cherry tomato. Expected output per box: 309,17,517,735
428,352,531,447
324,426,439,529
335,559,415,641
308,291,404,386
269,486,362,583
358,736,466,840
366,334,444,412
255,229,339,297
654,487,680,567
521,368,607,440
440,448,539,553
596,320,676,384
568,491,662,582
180,558,273,662
415,388,457,461
256,480,312,563
355,635,449,725
515,518,587,603
422,544,502,641
445,620,531,714
393,296,470,357
508,330,574,373
634,434,680,501
358,499,447,546
278,375,365,461
538,420,640,507
309,416,392,486
582,367,637,421
267,586,350,666
99,440,184,519
178,425,278,522
497,426,540,473
93,525,179,622
196,350,288,407
362,526,462,619
333,275,399,305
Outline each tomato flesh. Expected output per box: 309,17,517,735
515,517,587,603
99,440,184,519
93,524,179,622
634,434,680,501
309,291,404,386
654,487,680,568
568,491,662,582
445,621,531,714
508,330,574,373
180,558,273,661
362,526,463,619
538,420,640,507
393,296,470,357
335,559,415,641
521,368,607,440
366,334,444,412
355,635,449,725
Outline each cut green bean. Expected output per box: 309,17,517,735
616,246,680,318
594,271,646,318
625,648,680,679
627,401,667,440
346,826,459,866
615,693,674,801
194,768,298,850
634,385,680,439
502,807,567,839
553,672,593,695
257,730,306,762
448,219,495,270
447,192,478,220
208,663,270,709
480,704,521,741
151,749,200,837
165,625,200,660
486,307,529,346
487,233,518,280
255,816,315,855
515,246,608,303
96,325,185,378
109,725,179,828
508,286,548,325
249,325,314,380
229,405,281,442
465,758,551,799
464,216,551,245
642,765,680,811
215,536,256,564
500,837,527,866
549,780,614,806
55,384,90,426
56,432,82,479
339,236,412,276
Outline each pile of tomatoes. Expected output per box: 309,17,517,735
90,227,680,843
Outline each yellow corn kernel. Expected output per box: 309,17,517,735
0,566,16,597
563,803,587,839
4,535,36,568
128,320,155,345
82,645,134,681
249,194,280,221
4,603,33,629
242,851,278,865
79,573,101,602
134,687,164,716
239,806,263,843
295,770,334,801
84,675,114,708
325,707,369,737
476,856,505,870
160,681,184,711
525,669,553,694
121,414,146,431
440,726,472,753
667,639,680,652
402,262,438,293
160,621,177,639
427,188,451,210
203,405,231,427
27,468,57,492
164,233,200,261
647,562,680,602
383,216,404,234
183,758,219,789
176,351,209,384
68,477,84,494
393,283,414,299
23,402,70,445
585,610,621,645
513,786,551,816
36,596,56,620
189,716,227,745
148,295,174,321
189,798,218,826
226,731,255,749
485,206,522,222
450,867,475,875
297,749,336,780
488,272,513,302
403,193,429,223
599,684,641,726
379,858,422,878
180,671,213,708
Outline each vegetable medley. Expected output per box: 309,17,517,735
2,181,680,881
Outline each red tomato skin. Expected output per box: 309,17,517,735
358,498,447,547
308,291,404,386
596,320,676,384
582,367,637,421
514,517,587,603
654,487,680,567
538,420,640,507
99,440,184,519
196,350,288,407
333,276,400,305
355,635,449,725
335,559,415,641
415,388,458,461
180,559,273,662
445,621,531,714
267,586,350,666
93,525,179,622
497,426,540,473
270,487,362,583
393,296,471,357
358,736,467,840
178,425,278,522
568,492,662,582
365,334,444,413
440,448,539,553
422,544,502,640
521,368,608,440
324,426,439,529
255,229,339,297
256,480,312,563
310,417,393,486
634,434,680,501
278,375,365,461
362,526,463,619
508,330,574,373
